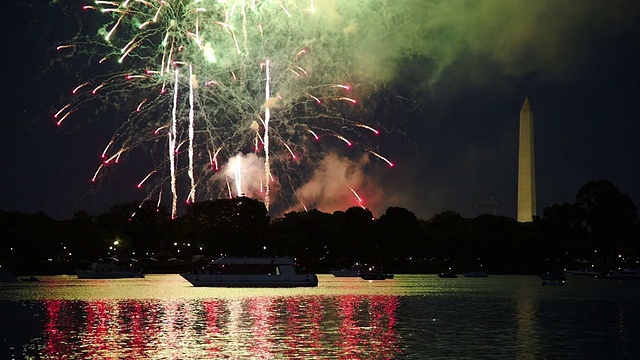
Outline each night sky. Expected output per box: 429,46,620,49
2,0,639,221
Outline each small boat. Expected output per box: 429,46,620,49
542,280,566,286
76,261,144,279
539,272,566,281
180,257,318,287
330,269,360,277
329,265,363,277
620,268,640,280
596,271,627,280
360,272,394,280
438,271,458,278
564,269,601,277
21,276,40,282
462,271,488,278
357,265,393,280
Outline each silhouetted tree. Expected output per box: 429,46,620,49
575,179,638,262
538,203,589,263
422,211,471,266
3,177,638,275
57,211,102,262
95,201,171,259
342,207,376,262
181,197,270,257
470,214,530,273
375,207,420,263
268,209,337,268
0,211,60,263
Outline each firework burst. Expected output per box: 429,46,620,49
55,0,393,218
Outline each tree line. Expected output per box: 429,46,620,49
1,179,638,275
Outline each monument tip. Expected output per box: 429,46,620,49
521,97,531,112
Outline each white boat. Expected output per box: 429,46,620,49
620,268,640,280
329,268,361,277
329,264,364,277
180,257,318,287
564,269,601,277
76,261,144,279
360,272,394,280
596,270,627,280
542,280,566,286
539,272,566,281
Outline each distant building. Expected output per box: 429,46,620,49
517,97,536,222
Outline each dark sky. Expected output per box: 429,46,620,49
1,0,639,221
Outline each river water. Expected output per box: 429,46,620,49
1,274,639,359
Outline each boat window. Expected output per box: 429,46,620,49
207,263,280,275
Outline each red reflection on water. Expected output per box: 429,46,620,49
44,300,66,357
337,295,400,359
203,299,223,355
339,295,365,358
249,297,276,359
40,295,400,358
370,295,400,354
43,299,165,358
45,300,98,357
84,301,111,358
160,299,200,358
118,300,147,359
282,296,324,358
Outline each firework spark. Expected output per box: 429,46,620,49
56,0,392,217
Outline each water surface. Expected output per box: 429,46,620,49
1,274,639,359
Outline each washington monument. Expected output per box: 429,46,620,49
517,97,536,222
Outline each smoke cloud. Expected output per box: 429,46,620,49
290,152,389,216
314,0,639,86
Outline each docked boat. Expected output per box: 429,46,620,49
592,268,640,280
542,280,566,286
596,270,627,280
180,257,318,287
564,269,601,277
76,261,144,279
330,269,361,277
539,272,566,281
329,265,363,277
620,268,640,280
360,270,394,280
